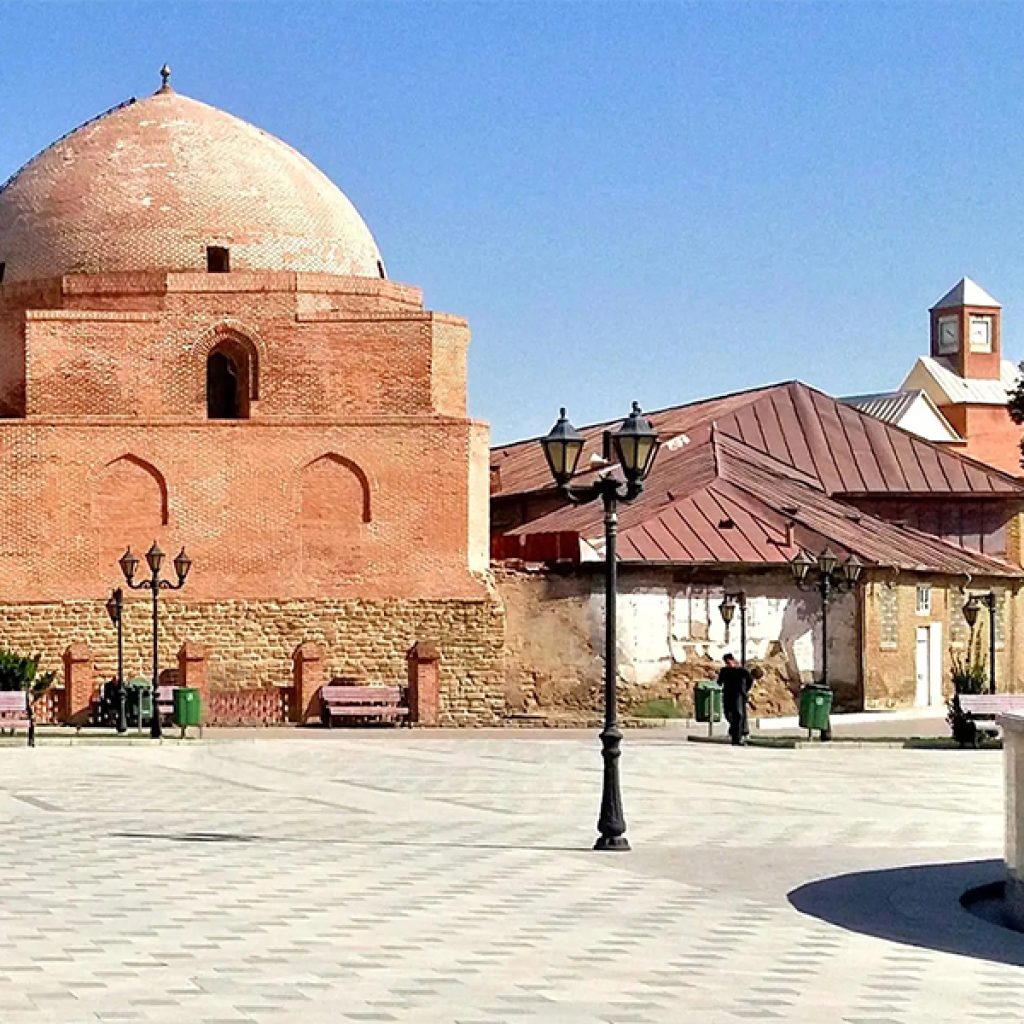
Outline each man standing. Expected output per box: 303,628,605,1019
717,653,753,746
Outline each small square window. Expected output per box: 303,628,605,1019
0,262,6,284
206,246,230,273
915,585,932,616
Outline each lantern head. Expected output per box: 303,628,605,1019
611,402,659,485
540,407,585,487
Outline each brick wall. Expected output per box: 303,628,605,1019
861,575,1022,708
0,593,506,725
0,273,489,605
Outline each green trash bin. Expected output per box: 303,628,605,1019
694,680,723,723
799,684,833,733
173,687,202,729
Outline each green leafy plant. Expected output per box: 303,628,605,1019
0,651,56,747
950,649,988,695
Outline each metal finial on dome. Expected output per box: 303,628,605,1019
158,64,172,93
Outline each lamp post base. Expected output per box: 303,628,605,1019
594,835,631,851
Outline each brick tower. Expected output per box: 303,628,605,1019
903,277,1023,475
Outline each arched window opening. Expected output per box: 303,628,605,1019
207,348,247,419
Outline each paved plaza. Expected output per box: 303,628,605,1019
0,730,1019,1023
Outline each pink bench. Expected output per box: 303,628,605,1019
0,691,29,733
320,684,408,727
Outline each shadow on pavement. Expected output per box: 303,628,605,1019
110,830,585,852
789,859,1024,967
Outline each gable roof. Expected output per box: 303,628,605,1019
492,380,1023,500
492,381,1024,576
931,277,1001,310
902,355,1018,407
503,429,1019,576
840,389,961,443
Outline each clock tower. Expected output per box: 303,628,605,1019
929,276,1002,380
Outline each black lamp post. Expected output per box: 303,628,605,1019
119,543,192,739
104,587,127,734
718,591,748,666
789,548,863,690
963,593,997,694
541,402,659,851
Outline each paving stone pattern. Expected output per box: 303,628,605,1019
0,733,1013,1022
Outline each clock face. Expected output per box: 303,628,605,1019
937,317,959,354
970,315,992,352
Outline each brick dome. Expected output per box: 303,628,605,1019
0,86,383,282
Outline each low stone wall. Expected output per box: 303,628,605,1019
206,687,293,726
0,593,506,726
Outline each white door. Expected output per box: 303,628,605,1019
915,626,930,706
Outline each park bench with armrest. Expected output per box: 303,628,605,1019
320,684,408,727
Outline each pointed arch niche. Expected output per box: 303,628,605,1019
300,454,371,528
299,455,372,576
92,454,169,544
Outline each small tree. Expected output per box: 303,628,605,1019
1007,363,1024,467
0,651,56,747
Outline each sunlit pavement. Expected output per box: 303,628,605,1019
0,731,1017,1022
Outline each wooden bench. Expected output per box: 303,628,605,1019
320,684,408,727
0,691,29,734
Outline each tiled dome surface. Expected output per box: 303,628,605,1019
0,89,383,282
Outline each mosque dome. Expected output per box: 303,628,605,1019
0,76,384,283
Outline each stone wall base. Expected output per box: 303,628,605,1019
0,594,506,726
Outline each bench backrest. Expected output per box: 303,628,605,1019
0,691,27,713
960,694,1024,712
322,685,402,704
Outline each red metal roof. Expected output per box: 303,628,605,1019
492,380,1022,499
493,382,1024,576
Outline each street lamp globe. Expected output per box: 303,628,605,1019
817,547,839,578
541,408,585,487
105,594,119,624
719,596,736,625
119,547,140,584
173,547,193,584
612,402,659,485
843,554,864,585
145,542,165,576
790,549,814,584
963,598,980,629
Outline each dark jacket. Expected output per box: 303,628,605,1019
717,665,753,707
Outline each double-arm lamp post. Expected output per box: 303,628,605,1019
718,592,748,666
789,548,863,689
962,592,997,694
541,402,659,851
118,543,192,740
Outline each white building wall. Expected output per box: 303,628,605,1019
585,575,857,687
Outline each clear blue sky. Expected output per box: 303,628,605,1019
3,2,1024,443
